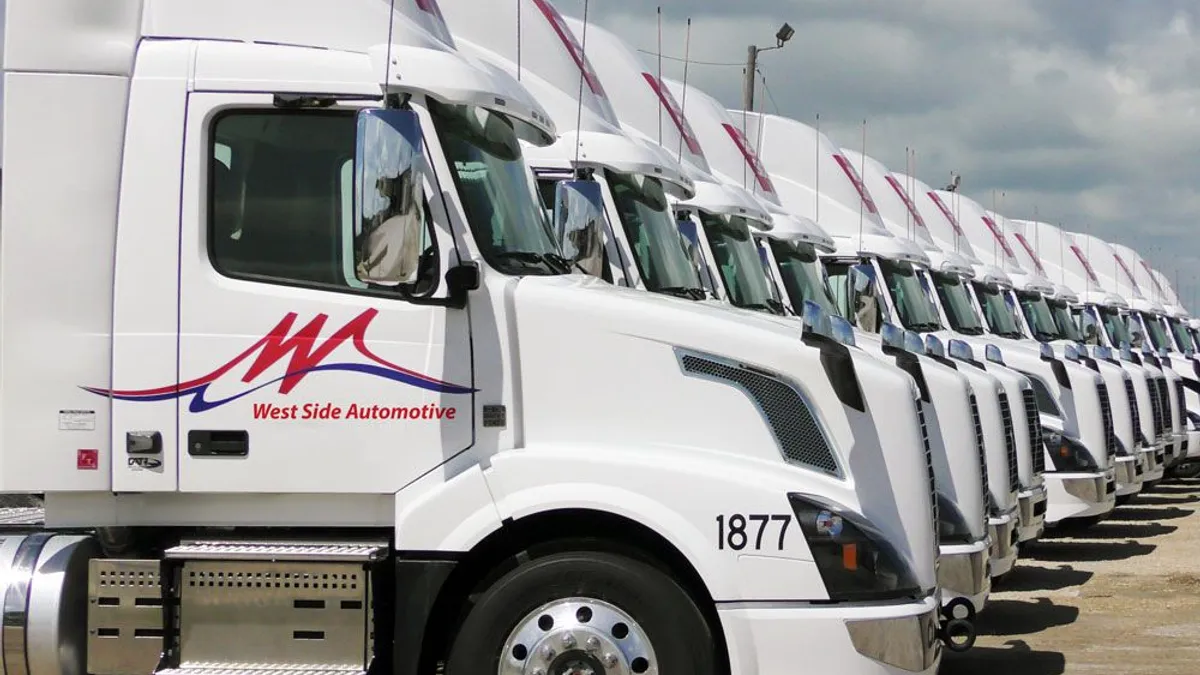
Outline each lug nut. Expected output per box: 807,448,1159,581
604,652,619,667
586,636,601,650
561,633,577,648
541,646,556,660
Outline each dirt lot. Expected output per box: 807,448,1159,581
941,477,1200,674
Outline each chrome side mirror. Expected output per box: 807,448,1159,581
354,108,430,288
552,179,606,277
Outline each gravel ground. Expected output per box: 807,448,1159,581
941,477,1200,674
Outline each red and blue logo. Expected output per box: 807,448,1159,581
82,309,475,413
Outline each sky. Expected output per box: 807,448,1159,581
551,0,1200,309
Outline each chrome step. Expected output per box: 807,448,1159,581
165,540,388,562
0,506,45,526
88,559,166,675
159,667,365,675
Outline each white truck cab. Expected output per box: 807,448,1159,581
0,2,948,674
896,186,1117,527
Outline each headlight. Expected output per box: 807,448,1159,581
788,493,921,602
936,492,976,545
1042,428,1099,472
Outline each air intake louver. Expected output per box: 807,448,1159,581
1022,389,1045,474
679,354,839,474
1097,382,1117,460
1176,380,1186,428
1158,378,1171,435
969,393,990,521
1149,378,1164,439
998,392,1019,492
1124,378,1142,445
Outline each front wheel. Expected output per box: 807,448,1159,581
444,549,717,675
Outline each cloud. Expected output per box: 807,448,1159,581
547,0,1200,304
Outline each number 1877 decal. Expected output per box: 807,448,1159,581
715,513,792,551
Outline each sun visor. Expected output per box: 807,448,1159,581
370,43,557,146
761,213,836,252
558,130,696,200
682,180,774,231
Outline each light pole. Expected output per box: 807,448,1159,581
743,23,795,112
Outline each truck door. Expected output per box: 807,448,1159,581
174,93,475,493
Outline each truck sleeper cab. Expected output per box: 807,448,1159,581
0,2,943,675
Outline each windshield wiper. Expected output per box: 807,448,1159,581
1033,330,1059,342
494,251,572,274
658,286,706,301
739,301,785,315
954,326,985,336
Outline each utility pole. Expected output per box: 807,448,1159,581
742,22,795,111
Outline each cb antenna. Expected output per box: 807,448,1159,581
516,0,522,78
814,113,821,224
676,18,693,162
858,119,867,252
384,0,398,107
573,0,591,166
657,7,663,145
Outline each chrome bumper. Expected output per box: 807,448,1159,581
1114,456,1139,486
845,601,942,672
1017,485,1048,541
938,545,991,598
988,514,1017,563
1063,471,1116,502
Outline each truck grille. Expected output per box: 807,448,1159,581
1124,378,1142,444
1097,382,1117,460
1157,377,1172,435
1022,388,1045,475
998,392,1019,492
917,403,940,549
1149,377,1165,439
969,393,989,521
1176,379,1186,428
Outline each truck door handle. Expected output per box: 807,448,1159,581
188,430,249,457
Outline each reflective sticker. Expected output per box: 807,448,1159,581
532,0,607,98
1012,232,1047,275
77,449,98,471
980,215,1017,259
722,123,776,194
1070,244,1100,283
831,154,878,215
884,175,927,229
927,192,965,237
642,73,705,157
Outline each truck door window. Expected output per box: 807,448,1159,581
768,239,839,317
605,171,703,297
931,272,984,335
208,109,434,292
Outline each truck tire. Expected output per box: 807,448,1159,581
444,549,717,675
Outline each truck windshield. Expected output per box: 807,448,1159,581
700,213,783,314
880,259,942,331
1017,291,1061,341
606,171,704,299
931,272,984,335
1140,312,1171,351
1048,299,1084,342
429,100,566,276
1169,317,1195,352
768,238,839,317
973,283,1024,339
1098,306,1132,347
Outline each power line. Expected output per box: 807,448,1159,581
635,48,743,67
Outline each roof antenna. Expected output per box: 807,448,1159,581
752,70,768,192
384,0,398,107
814,113,821,224
573,0,591,167
657,7,663,145
516,0,523,79
858,119,867,252
676,18,693,162
904,146,911,239
1058,221,1065,287
991,190,998,265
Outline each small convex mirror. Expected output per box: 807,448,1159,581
1093,345,1113,362
948,339,974,362
1039,342,1055,360
880,323,905,350
903,330,926,355
1063,344,1080,362
802,300,832,338
829,316,857,347
1120,342,1134,362
924,334,946,358
552,180,606,277
676,216,712,295
354,108,430,288
985,344,1004,365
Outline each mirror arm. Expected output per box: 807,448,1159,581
391,262,480,310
